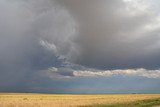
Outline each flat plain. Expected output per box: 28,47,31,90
0,93,160,107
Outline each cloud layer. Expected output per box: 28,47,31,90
0,0,77,89
58,0,160,69
0,0,160,93
40,66,160,79
73,68,160,78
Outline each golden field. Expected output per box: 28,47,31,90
0,93,160,107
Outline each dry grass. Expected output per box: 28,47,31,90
0,93,160,107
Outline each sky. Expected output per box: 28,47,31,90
0,0,160,93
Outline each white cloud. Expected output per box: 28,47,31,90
48,67,58,72
123,0,150,16
40,40,58,54
41,66,160,79
73,68,160,78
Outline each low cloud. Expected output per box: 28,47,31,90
73,68,160,78
42,66,160,79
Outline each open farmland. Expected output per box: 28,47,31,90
0,93,160,107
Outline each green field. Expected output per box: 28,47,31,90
85,98,160,107
0,93,160,107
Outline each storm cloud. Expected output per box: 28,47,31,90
0,0,77,90
0,0,160,93
57,0,160,69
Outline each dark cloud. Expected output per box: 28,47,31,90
57,0,160,69
0,0,160,93
0,0,76,90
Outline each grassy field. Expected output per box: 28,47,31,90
85,98,160,107
0,93,160,107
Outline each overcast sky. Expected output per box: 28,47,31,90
0,0,160,93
